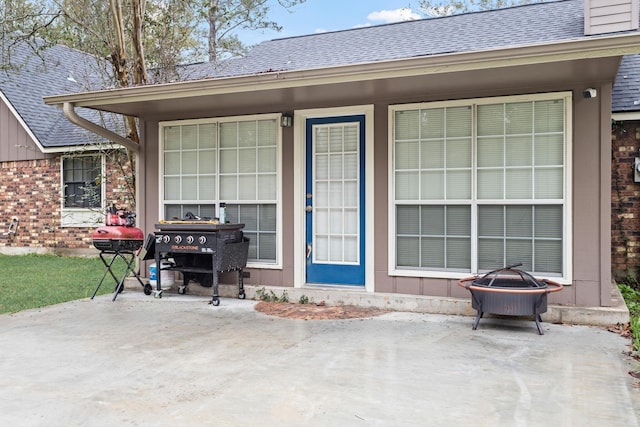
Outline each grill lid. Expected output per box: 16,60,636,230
92,226,144,241
471,263,547,289
92,226,144,252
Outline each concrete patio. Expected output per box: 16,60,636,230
0,290,638,426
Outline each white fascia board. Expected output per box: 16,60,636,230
612,111,640,121
42,33,640,112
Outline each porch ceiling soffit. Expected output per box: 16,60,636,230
44,34,640,118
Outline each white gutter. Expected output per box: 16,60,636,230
44,33,640,110
62,102,139,152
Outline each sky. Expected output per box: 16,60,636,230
238,0,426,46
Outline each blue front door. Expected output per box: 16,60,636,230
305,115,365,285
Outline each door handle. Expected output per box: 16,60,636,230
305,205,313,212
306,244,312,259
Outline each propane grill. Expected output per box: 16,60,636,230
153,221,249,306
91,205,151,301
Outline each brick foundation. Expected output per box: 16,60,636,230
611,120,640,281
0,151,135,254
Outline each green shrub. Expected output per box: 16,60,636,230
255,287,288,303
620,284,640,317
631,317,640,353
619,283,640,352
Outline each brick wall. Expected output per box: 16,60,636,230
612,120,640,281
0,150,135,254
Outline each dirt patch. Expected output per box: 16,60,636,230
254,301,388,320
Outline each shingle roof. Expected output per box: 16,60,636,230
183,0,640,112
0,41,116,148
613,54,640,112
183,0,640,111
187,0,593,80
5,0,640,132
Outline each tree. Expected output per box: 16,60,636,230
2,0,307,209
0,0,61,71
42,0,150,202
144,1,202,81
203,0,306,63
418,0,543,17
3,0,308,81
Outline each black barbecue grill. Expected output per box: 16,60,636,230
151,222,249,306
458,264,563,334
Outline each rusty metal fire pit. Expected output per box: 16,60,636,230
458,264,563,335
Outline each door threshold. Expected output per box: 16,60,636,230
303,283,366,291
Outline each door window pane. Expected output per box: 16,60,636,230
312,122,361,265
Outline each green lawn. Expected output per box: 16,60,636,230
0,254,128,314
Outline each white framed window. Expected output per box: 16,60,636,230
389,93,571,280
61,154,105,227
160,115,281,266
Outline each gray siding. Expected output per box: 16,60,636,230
137,63,617,307
585,0,640,35
0,99,50,162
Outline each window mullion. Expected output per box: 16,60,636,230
471,104,478,274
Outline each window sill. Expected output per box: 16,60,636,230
246,262,282,270
61,209,104,228
389,268,571,285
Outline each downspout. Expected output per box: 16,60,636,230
62,102,139,152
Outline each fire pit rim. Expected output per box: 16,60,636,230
457,276,563,294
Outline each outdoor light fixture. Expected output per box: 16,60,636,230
280,113,293,127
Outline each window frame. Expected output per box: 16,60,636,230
60,153,105,228
388,92,573,284
158,114,283,269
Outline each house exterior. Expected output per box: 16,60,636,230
611,53,640,280
44,0,640,308
0,42,134,255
